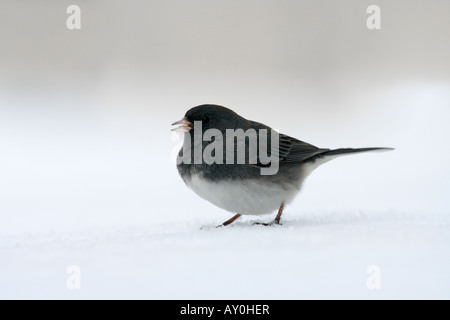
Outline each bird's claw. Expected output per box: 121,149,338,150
253,220,282,226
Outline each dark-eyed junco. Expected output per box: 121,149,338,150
172,104,392,227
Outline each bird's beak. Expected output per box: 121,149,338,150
171,117,193,132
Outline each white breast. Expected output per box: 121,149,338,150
184,174,301,215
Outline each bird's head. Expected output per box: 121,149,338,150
172,104,242,133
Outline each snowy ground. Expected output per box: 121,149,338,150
1,211,449,300
2,89,449,299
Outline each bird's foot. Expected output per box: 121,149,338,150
253,220,282,226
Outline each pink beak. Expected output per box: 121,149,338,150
171,117,193,132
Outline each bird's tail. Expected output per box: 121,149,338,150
313,147,394,159
302,147,394,172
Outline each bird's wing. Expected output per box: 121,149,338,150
244,121,329,166
276,134,329,164
240,120,329,167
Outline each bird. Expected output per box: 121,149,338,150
172,104,392,227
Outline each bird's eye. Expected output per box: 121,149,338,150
202,115,210,123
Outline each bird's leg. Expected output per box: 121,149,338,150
217,214,241,228
273,203,285,225
253,203,284,226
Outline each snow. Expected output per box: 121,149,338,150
1,86,450,299
1,211,449,300
1,82,450,299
